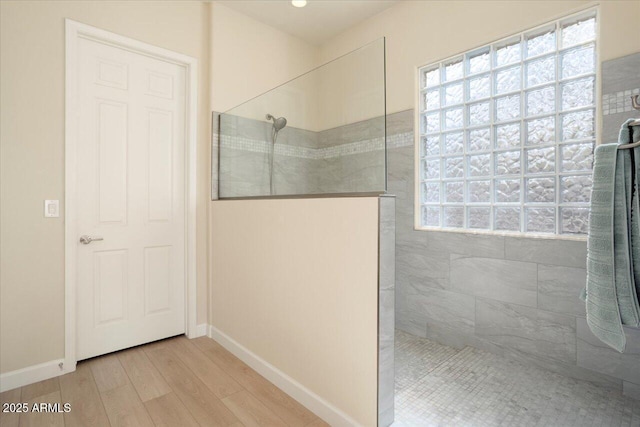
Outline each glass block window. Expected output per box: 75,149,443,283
418,11,596,235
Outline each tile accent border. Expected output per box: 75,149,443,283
215,132,413,158
217,134,399,159
602,88,640,115
213,114,414,159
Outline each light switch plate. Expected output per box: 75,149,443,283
44,200,59,218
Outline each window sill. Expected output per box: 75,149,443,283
413,225,588,242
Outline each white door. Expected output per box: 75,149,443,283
74,37,186,360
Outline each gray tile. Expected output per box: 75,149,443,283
387,179,409,196
379,289,395,427
623,381,640,401
379,196,396,291
217,112,392,197
505,236,587,268
218,149,270,197
230,115,317,149
317,115,385,148
450,255,537,306
475,298,576,364
577,318,640,384
394,329,458,392
500,345,622,392
394,212,417,246
394,183,415,209
536,309,577,363
317,151,385,194
272,125,318,149
603,111,635,145
397,242,449,290
379,406,394,427
314,157,341,192
602,52,640,94
386,109,414,136
394,211,414,232
395,335,632,427
212,111,222,200
387,179,409,199
387,145,413,182
425,321,480,350
464,329,623,392
222,113,270,141
217,113,324,198
402,284,475,334
395,312,426,338
392,182,417,246
211,152,219,200
538,264,587,316
379,290,396,342
395,194,415,218
430,231,505,259
272,156,315,195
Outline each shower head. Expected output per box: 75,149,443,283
266,114,287,132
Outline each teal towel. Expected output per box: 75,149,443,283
584,120,640,352
622,122,640,304
586,143,627,352
614,142,640,327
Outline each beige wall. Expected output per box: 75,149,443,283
316,37,385,130
319,0,640,115
210,198,379,426
210,2,318,116
0,1,211,373
210,2,390,132
222,67,322,132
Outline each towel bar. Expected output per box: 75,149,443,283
616,95,640,149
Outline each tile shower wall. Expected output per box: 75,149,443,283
316,117,386,194
389,49,640,402
601,53,640,144
213,113,386,199
214,114,318,198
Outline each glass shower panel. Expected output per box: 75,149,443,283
217,38,386,198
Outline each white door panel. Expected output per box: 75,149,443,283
75,38,186,360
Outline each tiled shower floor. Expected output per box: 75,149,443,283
393,330,640,427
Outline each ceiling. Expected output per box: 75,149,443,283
217,0,399,46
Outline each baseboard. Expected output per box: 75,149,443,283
0,359,69,393
195,323,208,338
208,325,360,427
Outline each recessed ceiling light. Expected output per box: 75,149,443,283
291,0,307,7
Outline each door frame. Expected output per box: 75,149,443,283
64,19,198,371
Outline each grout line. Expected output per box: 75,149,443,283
474,296,478,336
536,262,540,309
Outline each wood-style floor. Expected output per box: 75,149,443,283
0,336,329,427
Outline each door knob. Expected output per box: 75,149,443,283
79,235,104,245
